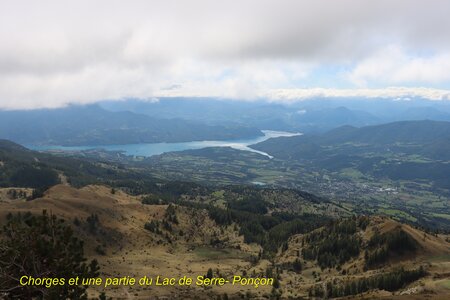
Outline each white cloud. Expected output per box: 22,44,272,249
263,87,450,102
348,46,450,86
1,0,450,109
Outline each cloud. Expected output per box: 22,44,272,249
1,0,450,109
263,87,450,101
348,46,450,86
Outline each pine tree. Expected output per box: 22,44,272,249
206,268,213,279
0,210,100,299
86,213,100,234
293,258,302,273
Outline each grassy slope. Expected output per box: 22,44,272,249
1,186,449,299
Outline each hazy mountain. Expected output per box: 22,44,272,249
253,120,450,157
289,106,380,132
100,97,450,133
101,99,382,132
393,106,450,122
0,105,262,146
100,98,295,130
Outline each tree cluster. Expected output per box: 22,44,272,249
0,211,99,299
302,217,364,269
309,266,426,298
365,226,417,268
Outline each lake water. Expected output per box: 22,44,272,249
29,130,301,158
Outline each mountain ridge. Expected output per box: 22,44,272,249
252,120,450,160
0,104,263,146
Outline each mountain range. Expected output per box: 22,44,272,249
100,97,450,132
0,105,262,146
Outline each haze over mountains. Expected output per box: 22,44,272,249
2,97,450,147
100,97,450,132
0,104,262,146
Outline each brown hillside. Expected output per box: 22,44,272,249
368,216,450,256
1,186,449,299
0,185,269,299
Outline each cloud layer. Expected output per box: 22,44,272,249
263,87,450,102
1,0,450,109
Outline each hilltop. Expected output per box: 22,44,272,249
276,216,450,299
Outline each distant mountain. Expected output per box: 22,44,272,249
100,98,296,130
393,106,450,122
100,97,450,133
289,106,380,132
0,105,262,146
100,99,382,132
253,120,450,158
322,120,450,144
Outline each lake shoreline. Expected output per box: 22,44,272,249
27,130,302,158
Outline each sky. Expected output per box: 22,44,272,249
1,0,450,109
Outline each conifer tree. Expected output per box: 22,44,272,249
0,210,100,299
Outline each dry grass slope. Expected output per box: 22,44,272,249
1,186,449,299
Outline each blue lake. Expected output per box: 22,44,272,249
29,130,301,158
